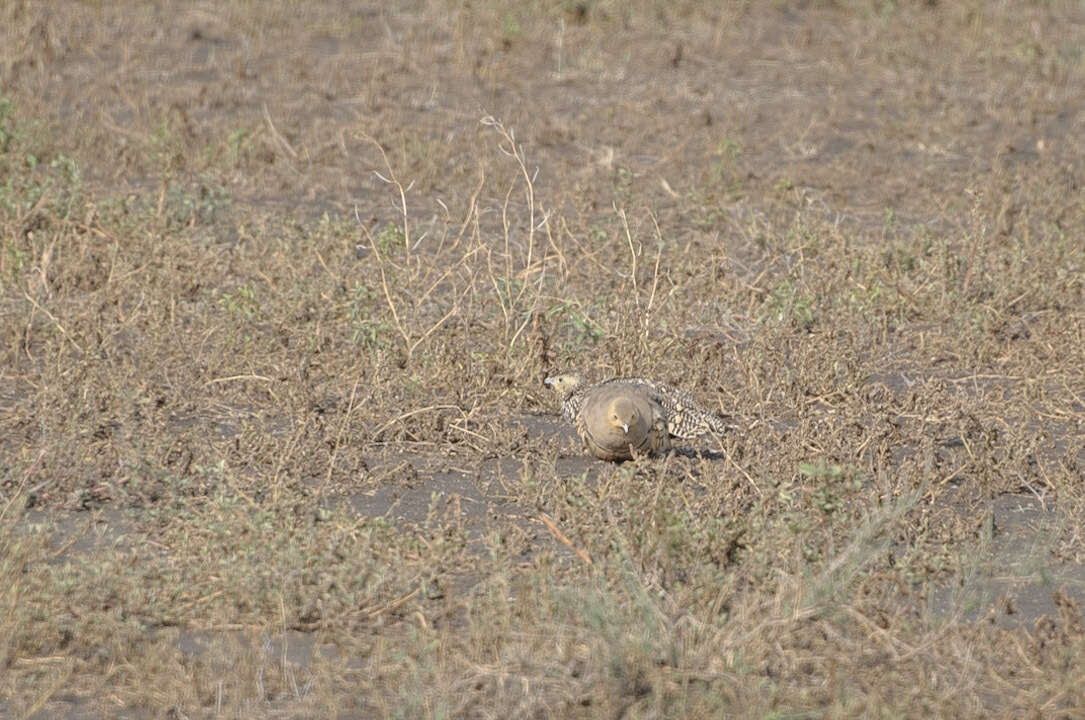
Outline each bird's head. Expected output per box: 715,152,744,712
607,397,641,435
543,372,583,398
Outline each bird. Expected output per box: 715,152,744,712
572,383,670,461
544,372,732,440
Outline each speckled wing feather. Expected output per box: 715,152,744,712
561,392,585,424
566,376,730,439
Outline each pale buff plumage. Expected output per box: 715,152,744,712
572,383,670,461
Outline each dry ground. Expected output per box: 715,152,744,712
1,1,1084,718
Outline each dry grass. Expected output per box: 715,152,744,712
1,0,1084,717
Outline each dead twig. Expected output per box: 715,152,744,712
262,103,299,161
372,404,463,440
539,512,592,565
23,290,84,355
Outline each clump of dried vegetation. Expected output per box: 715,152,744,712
1,0,1083,717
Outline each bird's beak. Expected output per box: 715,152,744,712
621,422,630,434
543,377,554,386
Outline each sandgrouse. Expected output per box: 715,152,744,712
545,372,731,440
572,383,670,461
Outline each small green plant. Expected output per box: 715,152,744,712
350,283,396,348
882,207,898,231
374,223,405,254
798,461,845,479
165,183,230,228
764,279,816,329
613,166,635,202
49,154,79,185
545,299,604,350
799,461,862,515
712,138,742,180
225,127,255,166
0,238,28,291
0,94,15,152
501,10,522,39
217,285,260,320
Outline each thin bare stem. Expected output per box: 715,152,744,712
360,132,411,257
